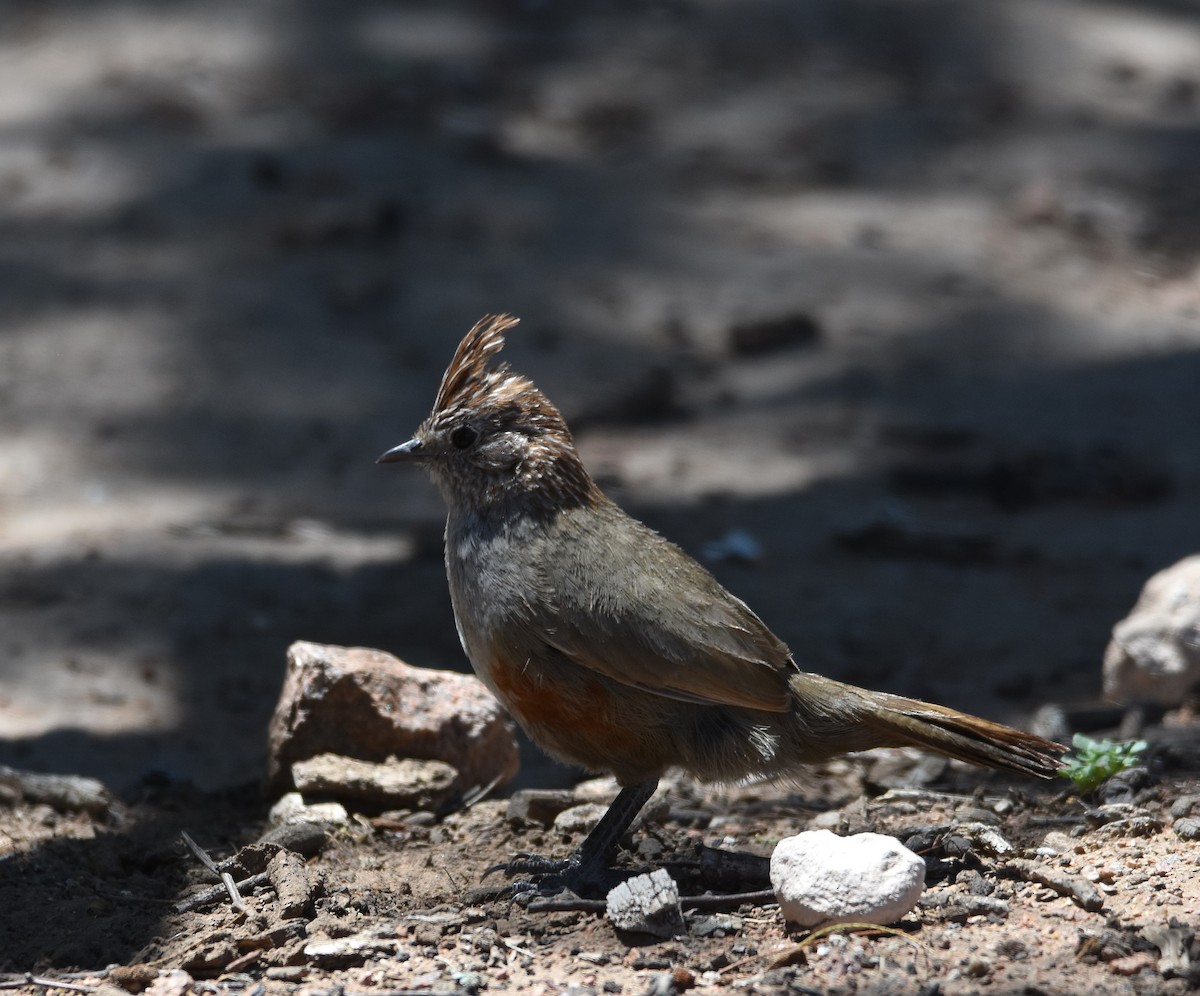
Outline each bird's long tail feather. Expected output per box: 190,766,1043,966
790,672,1065,779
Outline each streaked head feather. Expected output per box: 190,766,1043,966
433,314,522,416
420,314,602,512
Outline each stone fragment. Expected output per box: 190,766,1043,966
1104,555,1200,704
955,822,1014,857
1107,951,1157,977
691,914,743,938
240,919,309,953
265,968,308,982
770,830,926,927
507,789,577,827
267,849,318,920
919,888,1010,918
106,965,159,993
267,641,519,794
256,821,329,857
269,792,349,828
303,930,404,967
226,842,285,877
144,970,194,996
1169,794,1200,820
1173,817,1200,841
291,753,457,810
0,765,112,814
553,803,609,836
606,869,684,938
1005,858,1104,912
1141,924,1192,977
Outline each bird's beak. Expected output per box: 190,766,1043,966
376,437,425,464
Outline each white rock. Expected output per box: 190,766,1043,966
770,830,925,927
269,791,350,827
1104,555,1200,705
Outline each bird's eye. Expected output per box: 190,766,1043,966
450,425,478,450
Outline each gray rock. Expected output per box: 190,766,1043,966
1173,817,1200,841
0,765,112,814
1104,555,1200,705
255,820,329,857
1169,794,1200,820
267,641,519,795
770,830,926,927
919,888,1010,918
691,913,743,938
291,753,457,810
606,869,684,938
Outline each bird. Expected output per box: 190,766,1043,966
378,314,1064,894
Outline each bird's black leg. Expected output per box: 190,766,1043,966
485,779,659,897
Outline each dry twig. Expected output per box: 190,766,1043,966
174,872,270,913
180,831,248,913
1006,857,1104,912
0,975,97,993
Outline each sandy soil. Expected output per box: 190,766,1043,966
1,0,1199,992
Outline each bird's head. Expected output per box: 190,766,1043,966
378,314,600,516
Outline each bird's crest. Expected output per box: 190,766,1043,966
433,314,522,415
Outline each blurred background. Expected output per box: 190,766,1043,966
1,0,1198,792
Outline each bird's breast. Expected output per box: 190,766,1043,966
443,514,539,683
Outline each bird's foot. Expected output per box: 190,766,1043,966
483,851,579,880
479,849,620,900
472,781,661,903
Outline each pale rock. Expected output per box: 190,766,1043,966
269,791,349,828
144,970,194,996
291,753,457,810
553,802,609,836
304,930,403,967
1104,555,1200,705
770,830,926,927
507,788,577,827
267,641,519,795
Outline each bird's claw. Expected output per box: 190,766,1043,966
483,852,580,880
479,849,622,899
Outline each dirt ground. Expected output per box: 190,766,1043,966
3,763,1200,995
2,0,1200,992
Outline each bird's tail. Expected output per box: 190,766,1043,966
788,671,1065,779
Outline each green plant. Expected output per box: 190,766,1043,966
1058,733,1147,794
